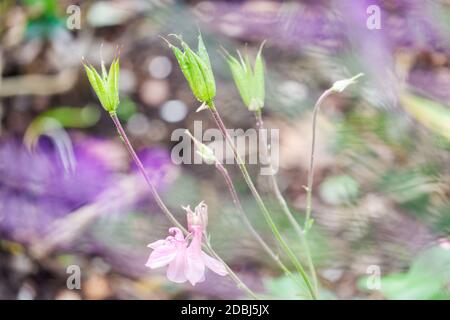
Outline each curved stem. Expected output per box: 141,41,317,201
215,161,303,288
208,103,316,299
109,112,185,232
109,112,258,299
255,110,319,295
305,89,332,226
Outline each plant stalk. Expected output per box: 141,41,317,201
109,112,258,299
214,161,303,288
208,103,316,299
110,112,185,232
254,110,319,295
305,89,332,226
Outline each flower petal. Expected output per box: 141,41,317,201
169,227,184,241
185,249,205,285
185,230,205,286
147,239,166,249
166,244,188,283
202,252,228,276
185,255,205,285
146,243,177,269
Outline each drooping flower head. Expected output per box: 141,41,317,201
223,42,266,112
145,201,227,286
163,34,216,109
330,73,364,93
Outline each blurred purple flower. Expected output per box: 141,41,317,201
408,69,450,102
0,137,176,245
134,147,174,190
0,138,114,243
201,0,450,107
203,1,449,52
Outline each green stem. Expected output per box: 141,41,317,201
185,129,300,288
305,89,332,227
255,110,319,296
208,103,316,299
109,112,185,232
214,161,303,288
109,112,258,299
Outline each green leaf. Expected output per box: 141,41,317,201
380,273,443,300
197,34,212,74
319,174,360,205
358,246,450,300
192,51,215,102
400,92,450,140
85,64,110,111
101,59,108,80
84,65,102,98
252,42,265,109
263,274,308,300
171,45,192,88
184,47,207,100
107,58,120,110
226,53,250,106
185,45,212,102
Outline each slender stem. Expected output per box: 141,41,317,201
184,129,301,288
255,111,319,295
215,161,303,288
305,89,332,226
109,112,185,232
203,242,259,300
208,103,316,299
108,112,258,299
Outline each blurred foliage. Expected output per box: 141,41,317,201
263,274,336,300
400,93,450,141
319,175,360,206
23,0,65,39
358,246,450,300
24,105,101,147
1,0,449,300
117,98,137,122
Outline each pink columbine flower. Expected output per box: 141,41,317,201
145,202,227,285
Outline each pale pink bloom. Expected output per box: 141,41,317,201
438,238,450,250
146,202,227,285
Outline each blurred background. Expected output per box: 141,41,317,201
0,0,449,300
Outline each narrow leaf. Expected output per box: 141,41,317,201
227,56,250,107
107,58,120,110
197,34,212,72
252,42,266,109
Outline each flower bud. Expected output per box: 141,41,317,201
183,201,208,232
164,34,216,106
223,41,266,112
185,130,217,165
331,73,364,93
83,57,120,113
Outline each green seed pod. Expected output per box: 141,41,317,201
83,57,120,113
164,34,216,107
223,41,266,112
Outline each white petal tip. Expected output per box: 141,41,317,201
196,102,208,112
